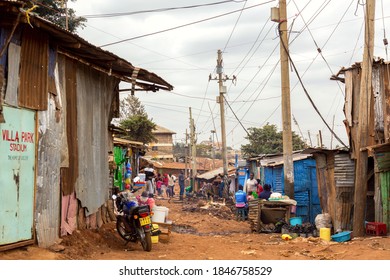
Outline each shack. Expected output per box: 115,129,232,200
303,148,355,232
334,59,390,231
0,1,173,251
250,152,321,224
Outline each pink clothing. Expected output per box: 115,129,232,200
136,196,155,210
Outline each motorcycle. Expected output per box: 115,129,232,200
112,190,153,252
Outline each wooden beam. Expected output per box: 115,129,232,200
353,0,375,237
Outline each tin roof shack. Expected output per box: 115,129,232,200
303,148,356,232
253,152,321,223
0,1,172,250
334,59,390,232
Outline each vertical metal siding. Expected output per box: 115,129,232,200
75,63,118,215
19,27,48,111
36,96,62,248
334,153,355,231
61,57,78,195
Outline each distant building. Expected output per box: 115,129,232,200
146,125,176,161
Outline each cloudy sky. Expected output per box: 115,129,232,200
68,0,390,150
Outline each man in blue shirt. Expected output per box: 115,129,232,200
259,184,272,200
235,185,248,220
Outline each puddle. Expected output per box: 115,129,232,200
172,224,250,236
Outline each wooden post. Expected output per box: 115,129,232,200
353,0,375,237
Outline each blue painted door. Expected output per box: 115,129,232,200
0,106,36,245
309,166,321,223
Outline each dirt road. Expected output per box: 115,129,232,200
1,196,389,260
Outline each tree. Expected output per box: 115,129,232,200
119,115,157,144
241,123,307,157
119,96,156,144
35,0,86,33
120,95,147,119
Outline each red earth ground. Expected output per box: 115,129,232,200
1,192,390,261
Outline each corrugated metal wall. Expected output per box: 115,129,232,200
19,27,48,111
75,63,119,215
35,52,69,247
61,57,78,195
263,158,321,223
334,153,355,231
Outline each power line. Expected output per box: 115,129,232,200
223,95,249,136
223,0,248,52
278,22,348,149
99,1,276,47
82,1,247,18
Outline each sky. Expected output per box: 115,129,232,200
68,0,390,151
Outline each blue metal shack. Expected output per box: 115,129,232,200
260,152,321,224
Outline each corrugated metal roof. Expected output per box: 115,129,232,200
260,153,312,167
0,1,173,92
113,137,145,148
196,167,236,180
153,125,176,134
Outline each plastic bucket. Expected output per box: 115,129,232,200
152,206,168,223
289,217,302,226
151,235,159,243
320,228,331,241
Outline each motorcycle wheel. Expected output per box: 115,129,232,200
116,216,133,242
138,228,152,252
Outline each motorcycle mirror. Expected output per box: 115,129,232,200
112,194,117,200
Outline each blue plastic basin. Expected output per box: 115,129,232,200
290,217,302,226
331,231,352,242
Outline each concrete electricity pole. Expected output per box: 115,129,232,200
209,50,236,197
273,1,294,198
216,50,228,178
353,0,375,237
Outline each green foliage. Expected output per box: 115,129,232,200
119,95,156,144
119,115,157,144
241,123,307,157
35,0,86,33
120,95,147,119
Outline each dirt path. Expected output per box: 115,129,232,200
1,196,390,260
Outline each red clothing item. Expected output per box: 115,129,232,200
257,184,263,196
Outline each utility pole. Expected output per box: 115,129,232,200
273,1,294,199
211,130,216,169
308,130,313,147
184,129,188,180
353,0,375,237
189,107,197,191
217,50,228,178
209,50,236,198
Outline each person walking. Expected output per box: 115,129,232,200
168,173,175,199
244,172,258,194
178,170,185,200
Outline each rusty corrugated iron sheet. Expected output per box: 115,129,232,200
0,1,173,92
19,26,48,110
61,57,78,196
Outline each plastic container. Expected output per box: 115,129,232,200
151,206,169,223
138,173,146,182
331,231,351,242
289,217,302,226
320,228,331,241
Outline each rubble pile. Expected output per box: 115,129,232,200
181,200,235,220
